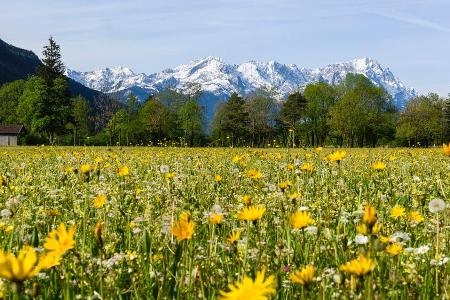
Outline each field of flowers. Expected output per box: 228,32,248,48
0,146,449,299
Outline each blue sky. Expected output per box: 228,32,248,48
1,0,449,96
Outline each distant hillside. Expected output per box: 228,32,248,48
0,38,102,101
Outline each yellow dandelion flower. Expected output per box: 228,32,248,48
80,164,91,175
385,243,403,256
408,211,424,224
43,223,76,256
0,246,41,282
328,150,346,162
118,166,129,177
93,194,107,209
219,269,276,300
165,172,176,180
245,169,263,180
237,206,266,222
227,230,241,245
209,213,223,225
278,180,292,191
214,175,223,183
37,251,62,270
339,255,375,277
390,205,406,219
290,211,315,230
315,146,323,152
171,212,195,241
371,161,386,171
289,265,315,286
300,162,314,172
242,195,252,206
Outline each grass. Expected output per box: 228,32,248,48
0,146,448,299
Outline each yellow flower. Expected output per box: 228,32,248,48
372,223,382,235
290,211,315,229
390,205,406,219
379,236,391,244
245,169,263,180
209,213,223,225
356,224,367,235
289,265,315,286
300,162,314,172
171,212,195,241
219,269,276,300
44,223,76,255
227,230,241,245
93,194,107,208
408,211,424,224
118,166,129,177
362,204,377,226
385,243,403,256
278,180,292,191
37,251,61,270
214,175,223,183
289,192,302,201
315,146,323,152
237,206,266,222
443,143,450,156
0,246,41,282
328,150,346,162
64,166,74,174
165,172,176,180
80,164,91,175
371,161,386,171
339,255,375,277
242,195,252,206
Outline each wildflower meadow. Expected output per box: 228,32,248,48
0,146,449,299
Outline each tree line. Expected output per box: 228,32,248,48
0,38,449,147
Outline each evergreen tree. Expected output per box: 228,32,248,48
443,97,450,141
213,92,249,146
37,37,65,85
279,91,307,146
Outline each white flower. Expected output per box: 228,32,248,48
412,175,421,182
429,198,446,213
416,245,430,255
304,226,318,235
299,206,309,211
159,165,169,174
390,231,411,244
0,209,12,218
354,234,369,245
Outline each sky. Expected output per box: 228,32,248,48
1,0,449,96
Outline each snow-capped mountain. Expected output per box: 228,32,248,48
66,57,416,117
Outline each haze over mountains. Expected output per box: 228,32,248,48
66,57,416,113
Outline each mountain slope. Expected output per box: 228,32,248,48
67,57,416,113
0,38,102,102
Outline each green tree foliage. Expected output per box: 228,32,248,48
329,74,396,147
16,76,48,133
246,92,278,147
37,37,65,84
303,82,337,146
71,95,91,144
137,97,178,145
279,91,307,129
396,93,445,146
178,98,204,146
0,80,25,124
212,93,249,146
443,97,450,142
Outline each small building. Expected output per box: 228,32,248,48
0,125,24,146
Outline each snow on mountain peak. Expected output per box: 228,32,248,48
67,57,416,109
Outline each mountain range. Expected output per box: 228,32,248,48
66,57,416,119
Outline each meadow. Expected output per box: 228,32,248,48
0,146,449,299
